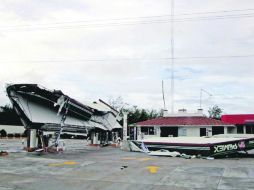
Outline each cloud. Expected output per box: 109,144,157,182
0,0,254,115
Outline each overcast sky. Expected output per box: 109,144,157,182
0,0,253,114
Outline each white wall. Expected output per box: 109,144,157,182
137,127,142,140
137,126,236,139
154,126,161,137
0,125,25,134
186,127,200,137
179,126,213,137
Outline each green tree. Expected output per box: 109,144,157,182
0,104,22,125
208,105,223,119
0,129,7,137
107,97,162,124
121,106,162,125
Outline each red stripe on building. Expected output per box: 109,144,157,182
221,114,254,125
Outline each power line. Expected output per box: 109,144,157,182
2,7,254,28
173,54,254,59
1,11,254,32
8,9,254,27
1,54,254,63
0,15,172,28
175,8,254,16
175,13,254,22
0,19,171,31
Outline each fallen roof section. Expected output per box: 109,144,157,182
6,84,122,133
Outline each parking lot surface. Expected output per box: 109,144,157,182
1,139,254,190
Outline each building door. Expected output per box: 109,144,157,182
200,128,206,137
160,127,178,137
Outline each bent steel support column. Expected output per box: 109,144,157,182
93,133,98,145
123,111,128,140
29,129,37,148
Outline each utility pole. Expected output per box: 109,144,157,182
170,0,175,113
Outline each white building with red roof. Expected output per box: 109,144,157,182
130,109,235,140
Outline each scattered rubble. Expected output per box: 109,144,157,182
0,151,8,156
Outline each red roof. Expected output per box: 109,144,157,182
221,114,254,125
135,116,232,126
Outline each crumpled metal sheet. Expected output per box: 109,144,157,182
6,84,122,133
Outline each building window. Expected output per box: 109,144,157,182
141,127,154,135
246,125,254,134
160,127,178,137
149,127,154,135
179,128,187,136
237,125,243,134
212,126,224,135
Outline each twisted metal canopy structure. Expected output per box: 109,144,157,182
6,84,122,134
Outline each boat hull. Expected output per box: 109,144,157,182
133,137,254,157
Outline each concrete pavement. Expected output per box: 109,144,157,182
0,139,254,190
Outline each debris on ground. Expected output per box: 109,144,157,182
205,157,215,160
120,165,128,170
0,151,8,156
180,153,196,159
148,149,180,157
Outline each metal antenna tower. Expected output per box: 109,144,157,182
162,80,166,110
200,88,213,109
170,0,175,113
